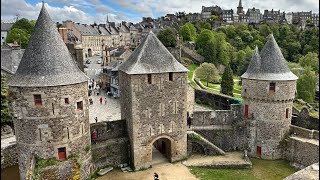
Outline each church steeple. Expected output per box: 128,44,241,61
237,0,244,15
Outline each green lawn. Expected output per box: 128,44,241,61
188,64,199,81
200,80,242,99
189,158,297,180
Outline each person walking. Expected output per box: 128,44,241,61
100,97,103,104
105,97,107,105
153,173,158,180
95,117,98,123
91,130,97,144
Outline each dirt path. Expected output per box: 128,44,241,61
97,162,199,180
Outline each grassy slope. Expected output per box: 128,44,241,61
189,158,297,180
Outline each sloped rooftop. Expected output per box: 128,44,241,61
118,31,188,74
9,4,88,87
241,34,298,81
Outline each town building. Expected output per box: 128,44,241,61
1,45,24,76
263,9,281,23
222,9,234,23
241,35,298,159
201,5,223,20
1,23,13,45
246,7,262,24
292,11,312,25
285,13,293,24
186,13,201,22
8,5,92,179
311,13,319,26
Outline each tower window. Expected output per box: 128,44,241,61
148,74,152,84
77,101,83,110
244,104,249,118
65,98,69,104
285,108,289,118
169,72,173,81
34,94,42,106
269,82,276,92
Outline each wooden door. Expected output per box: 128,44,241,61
58,147,66,160
256,146,261,158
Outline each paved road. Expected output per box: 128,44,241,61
84,56,103,82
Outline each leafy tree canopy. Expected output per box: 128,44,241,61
297,66,317,103
195,62,220,86
157,28,177,47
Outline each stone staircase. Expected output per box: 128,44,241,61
187,131,225,155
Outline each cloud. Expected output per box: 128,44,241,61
1,0,319,24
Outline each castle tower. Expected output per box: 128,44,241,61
8,4,91,179
118,31,188,170
241,35,298,159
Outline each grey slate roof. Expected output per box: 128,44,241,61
118,31,188,74
9,4,88,87
1,23,13,31
241,46,261,78
241,34,298,81
74,23,99,36
1,48,25,74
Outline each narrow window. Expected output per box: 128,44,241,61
67,127,70,139
65,98,69,104
169,72,173,81
244,89,247,92
244,105,249,118
285,108,289,118
82,124,84,134
150,127,152,136
269,82,276,92
52,103,54,115
77,101,83,110
174,102,178,114
34,94,42,106
148,74,152,84
39,129,42,141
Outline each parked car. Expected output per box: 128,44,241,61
86,59,91,64
97,59,102,64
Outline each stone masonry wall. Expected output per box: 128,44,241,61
127,72,188,170
192,104,242,126
195,89,232,110
92,137,129,168
9,82,91,180
186,83,195,116
1,144,18,169
90,120,127,141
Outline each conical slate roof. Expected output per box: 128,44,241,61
9,4,88,87
241,46,261,79
118,31,188,74
241,34,298,81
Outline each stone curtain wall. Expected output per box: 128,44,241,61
290,125,319,139
291,107,319,130
9,82,91,180
90,120,127,141
195,89,233,110
1,144,18,169
186,83,195,116
92,138,129,168
192,104,242,126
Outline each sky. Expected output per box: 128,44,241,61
1,0,319,24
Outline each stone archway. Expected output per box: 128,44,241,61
150,136,173,165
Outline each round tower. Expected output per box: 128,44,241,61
241,35,298,159
8,5,91,179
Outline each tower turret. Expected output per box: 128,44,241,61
241,34,298,159
8,4,91,179
119,31,188,170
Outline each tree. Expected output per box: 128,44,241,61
6,28,30,48
1,73,11,125
299,52,319,73
226,25,236,39
195,63,220,86
196,29,214,50
12,18,34,34
297,66,317,103
157,28,177,47
213,32,230,65
202,22,211,30
221,64,234,96
180,22,196,41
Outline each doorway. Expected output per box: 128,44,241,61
152,138,171,165
88,49,92,57
58,147,66,160
256,146,261,158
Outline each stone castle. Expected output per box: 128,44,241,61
7,4,318,180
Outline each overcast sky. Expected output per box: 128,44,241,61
1,0,319,24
